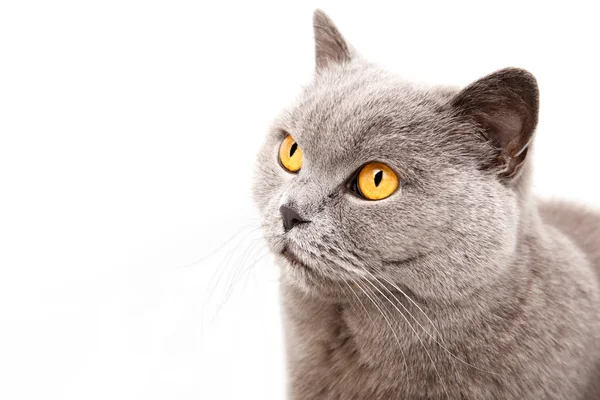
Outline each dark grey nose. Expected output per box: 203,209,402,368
279,205,309,232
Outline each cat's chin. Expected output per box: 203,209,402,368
277,248,320,290
280,246,311,271
276,249,351,299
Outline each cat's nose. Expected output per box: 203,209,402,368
279,205,309,232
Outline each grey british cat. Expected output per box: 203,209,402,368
252,10,600,400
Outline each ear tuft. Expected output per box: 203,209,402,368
313,10,351,71
452,68,539,180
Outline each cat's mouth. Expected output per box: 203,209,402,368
280,246,310,270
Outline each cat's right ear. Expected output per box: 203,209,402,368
313,10,352,71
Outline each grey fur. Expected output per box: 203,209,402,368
251,9,600,399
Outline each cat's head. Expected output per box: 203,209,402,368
252,10,539,301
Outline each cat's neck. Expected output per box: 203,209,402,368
280,243,537,375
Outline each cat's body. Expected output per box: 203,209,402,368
252,10,600,399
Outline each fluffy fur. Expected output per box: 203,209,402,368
252,10,600,399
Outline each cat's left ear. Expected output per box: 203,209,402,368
313,10,352,71
451,68,539,180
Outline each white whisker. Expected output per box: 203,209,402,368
212,240,268,321
375,271,504,377
361,275,450,400
352,278,408,372
343,280,378,329
179,223,261,269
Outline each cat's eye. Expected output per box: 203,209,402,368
356,162,399,200
279,134,303,173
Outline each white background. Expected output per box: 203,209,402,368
1,1,599,399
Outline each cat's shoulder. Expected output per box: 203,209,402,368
538,199,600,232
538,199,600,270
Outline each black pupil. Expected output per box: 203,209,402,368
289,142,298,157
374,170,383,187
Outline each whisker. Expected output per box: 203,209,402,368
242,248,272,291
203,226,263,310
211,239,268,322
375,271,503,377
361,275,450,400
214,249,271,321
352,278,408,372
203,229,264,320
238,243,271,291
333,280,360,317
178,223,261,269
222,237,266,299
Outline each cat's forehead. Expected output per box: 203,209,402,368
282,68,454,171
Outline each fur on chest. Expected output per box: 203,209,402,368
283,291,598,400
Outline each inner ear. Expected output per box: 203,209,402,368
451,68,539,180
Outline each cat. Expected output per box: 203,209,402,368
252,9,600,400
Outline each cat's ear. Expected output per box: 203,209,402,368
313,10,352,71
451,68,539,180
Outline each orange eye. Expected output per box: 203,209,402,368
279,135,303,172
357,162,399,200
